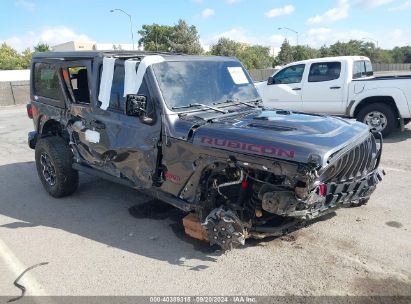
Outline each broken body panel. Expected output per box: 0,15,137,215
28,51,384,249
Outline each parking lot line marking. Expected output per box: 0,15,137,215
384,167,410,173
0,239,48,297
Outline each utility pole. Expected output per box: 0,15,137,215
278,27,299,46
110,8,135,50
362,37,379,48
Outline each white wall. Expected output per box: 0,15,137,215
0,70,30,82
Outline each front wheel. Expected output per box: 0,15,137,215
35,136,79,198
357,103,396,137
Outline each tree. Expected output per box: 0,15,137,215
318,45,331,57
0,43,33,70
238,45,273,69
316,40,398,63
210,38,242,57
138,20,203,54
390,46,411,63
210,38,273,69
19,48,32,69
0,43,22,70
277,39,294,65
34,43,50,52
138,24,174,52
293,45,319,61
169,20,203,54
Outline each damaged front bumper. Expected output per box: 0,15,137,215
249,132,385,238
248,167,385,239
289,167,385,219
324,168,384,206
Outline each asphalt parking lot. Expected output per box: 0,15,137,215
0,106,410,297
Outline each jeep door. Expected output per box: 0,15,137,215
58,60,97,163
88,59,161,189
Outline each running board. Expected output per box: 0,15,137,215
72,163,194,212
72,163,135,188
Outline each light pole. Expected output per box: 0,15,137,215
362,37,379,48
110,8,135,50
278,27,299,46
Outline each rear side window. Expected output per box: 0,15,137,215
308,62,341,82
353,60,373,79
273,64,305,84
365,61,373,75
353,61,366,79
34,63,63,100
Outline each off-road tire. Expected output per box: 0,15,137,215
35,136,79,198
357,103,396,137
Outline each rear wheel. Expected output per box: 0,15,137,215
404,118,411,126
357,103,396,137
35,136,79,198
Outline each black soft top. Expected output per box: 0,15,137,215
32,50,234,62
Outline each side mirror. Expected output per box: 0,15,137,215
125,95,147,117
125,94,155,125
267,76,275,85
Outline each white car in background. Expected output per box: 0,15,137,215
255,56,411,136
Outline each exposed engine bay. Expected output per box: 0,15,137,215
180,134,384,250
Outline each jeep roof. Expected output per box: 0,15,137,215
31,50,233,62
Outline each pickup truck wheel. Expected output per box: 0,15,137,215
35,136,79,198
357,103,396,137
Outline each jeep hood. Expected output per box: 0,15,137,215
171,110,370,167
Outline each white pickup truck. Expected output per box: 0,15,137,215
255,56,411,136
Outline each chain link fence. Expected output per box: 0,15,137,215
373,63,411,72
248,69,277,82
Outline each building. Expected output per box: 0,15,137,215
52,41,97,51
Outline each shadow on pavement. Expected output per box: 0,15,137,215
0,161,221,270
354,276,411,296
384,128,411,144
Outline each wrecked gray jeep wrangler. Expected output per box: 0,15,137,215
27,51,384,250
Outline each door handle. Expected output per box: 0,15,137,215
292,88,301,91
90,120,106,130
330,86,341,89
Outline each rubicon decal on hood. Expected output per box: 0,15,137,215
200,136,296,159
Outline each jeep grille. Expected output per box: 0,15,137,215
323,134,378,183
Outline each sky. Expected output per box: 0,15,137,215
1,0,410,53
